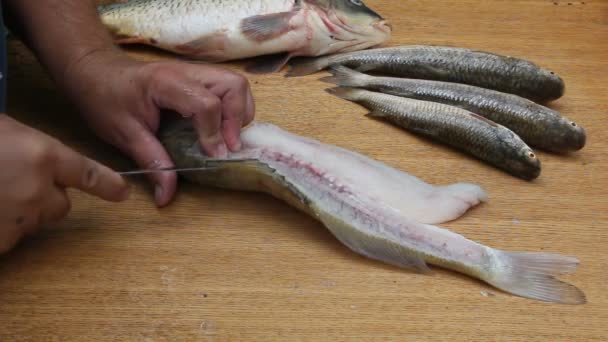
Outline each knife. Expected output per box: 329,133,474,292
118,166,219,176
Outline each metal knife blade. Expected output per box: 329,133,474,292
118,166,218,176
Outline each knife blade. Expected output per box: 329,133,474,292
118,166,218,176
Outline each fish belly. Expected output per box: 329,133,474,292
236,123,489,273
239,123,487,227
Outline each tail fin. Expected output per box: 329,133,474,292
324,87,364,102
486,250,586,305
285,56,330,77
319,65,371,87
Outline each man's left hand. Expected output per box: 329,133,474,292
62,51,255,207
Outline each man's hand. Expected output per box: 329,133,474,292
63,52,255,207
3,0,256,208
0,115,130,254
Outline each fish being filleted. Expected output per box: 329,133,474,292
159,119,585,304
97,0,392,73
287,45,565,102
321,66,586,153
325,87,542,180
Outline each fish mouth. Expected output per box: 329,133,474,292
307,5,392,55
374,20,392,34
335,16,392,38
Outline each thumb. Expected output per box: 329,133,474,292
53,142,130,202
120,123,178,207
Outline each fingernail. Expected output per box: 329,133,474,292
84,166,99,189
233,139,242,151
155,185,163,203
216,142,228,158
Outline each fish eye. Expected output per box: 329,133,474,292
571,122,577,127
528,152,536,159
349,0,364,6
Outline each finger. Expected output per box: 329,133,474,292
0,224,21,254
217,74,251,151
39,187,71,226
150,72,227,158
0,210,40,253
222,75,253,151
53,143,130,202
190,90,227,158
203,71,255,151
243,88,256,126
119,123,177,207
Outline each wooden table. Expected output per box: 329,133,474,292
1,0,607,340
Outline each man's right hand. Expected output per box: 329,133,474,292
0,114,130,254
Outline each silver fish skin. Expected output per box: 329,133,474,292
287,45,565,102
326,87,542,180
159,119,585,305
97,0,392,73
321,66,586,153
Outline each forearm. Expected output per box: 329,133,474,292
3,0,127,90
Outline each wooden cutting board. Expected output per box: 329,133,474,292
1,1,606,340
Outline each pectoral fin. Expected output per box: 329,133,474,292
245,52,293,74
468,113,498,127
175,31,228,61
354,63,383,73
240,11,298,42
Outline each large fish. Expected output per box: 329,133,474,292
159,118,585,305
97,0,392,73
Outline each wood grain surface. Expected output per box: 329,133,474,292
1,0,607,341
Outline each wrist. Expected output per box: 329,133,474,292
60,47,139,109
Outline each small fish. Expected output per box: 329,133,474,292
97,0,392,73
287,45,565,102
321,66,586,153
325,86,541,180
159,119,585,304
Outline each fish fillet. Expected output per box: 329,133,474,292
160,119,585,304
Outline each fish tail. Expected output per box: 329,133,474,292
285,56,330,77
319,65,370,87
484,249,586,304
324,87,365,102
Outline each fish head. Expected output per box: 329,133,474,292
552,117,587,152
507,145,542,180
305,0,392,55
538,69,566,101
496,128,542,180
